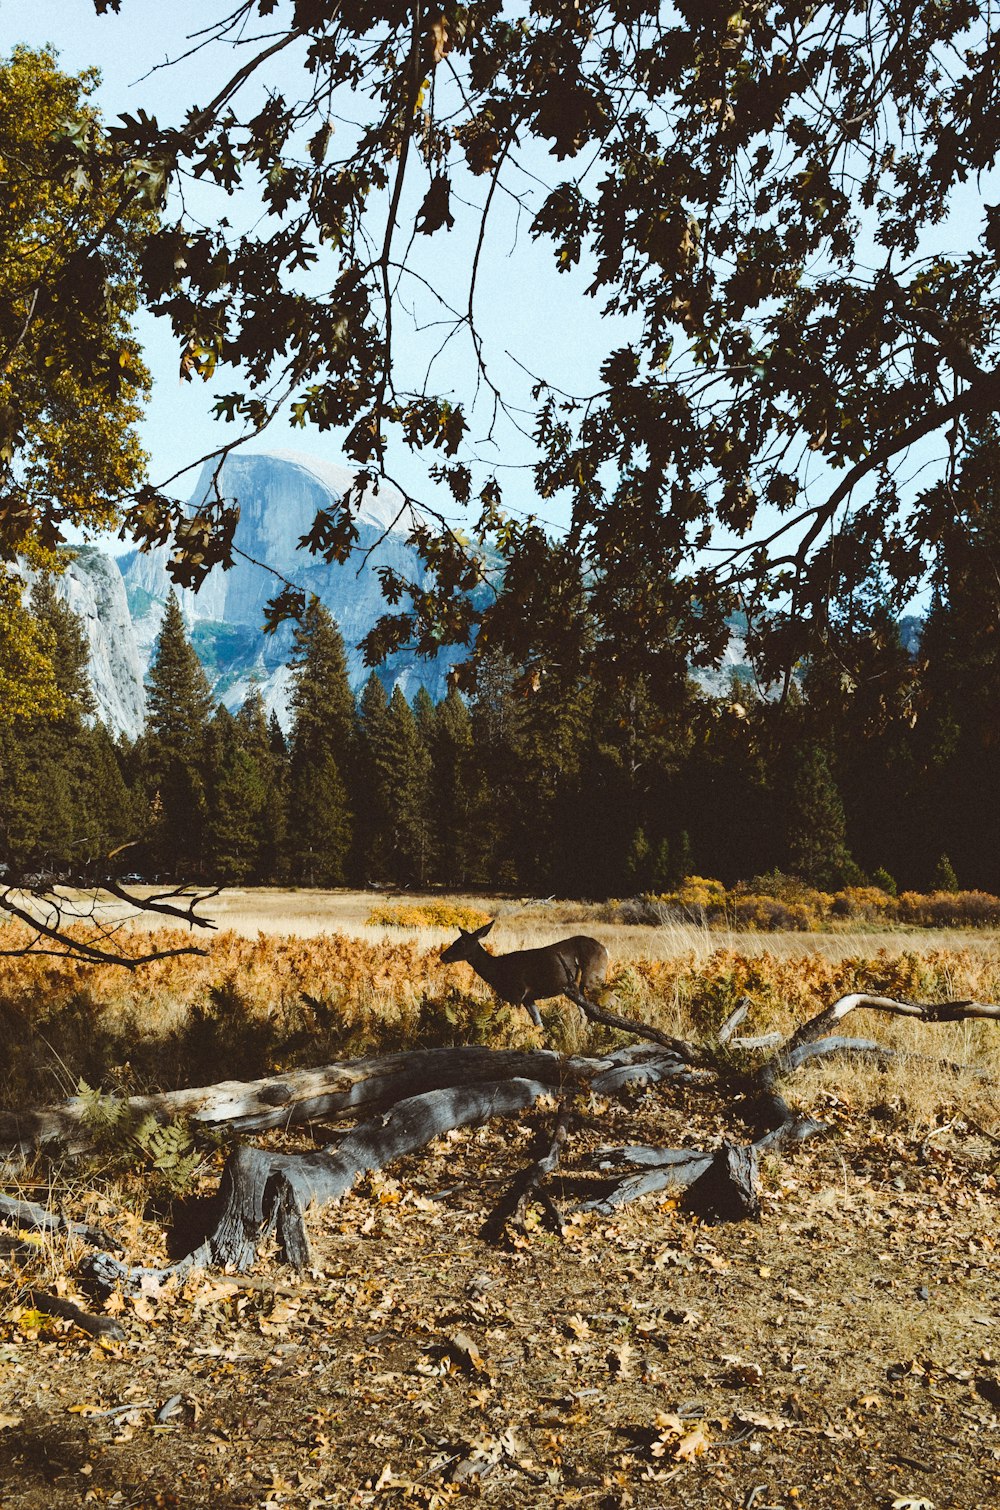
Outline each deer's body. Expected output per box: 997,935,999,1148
441,922,609,1028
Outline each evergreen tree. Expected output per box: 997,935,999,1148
268,710,287,757
355,674,392,881
413,686,437,749
286,599,355,885
78,724,139,877
237,688,287,880
383,687,435,885
144,591,214,876
785,745,858,889
513,664,596,892
625,827,653,892
431,687,474,888
146,593,214,762
467,655,528,889
204,706,269,883
573,674,695,896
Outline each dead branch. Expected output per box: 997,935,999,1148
565,986,707,1061
482,1098,574,1244
0,1192,119,1251
22,1289,126,1342
0,881,216,968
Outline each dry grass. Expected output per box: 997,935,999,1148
1,889,999,1137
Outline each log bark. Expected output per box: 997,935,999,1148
83,1077,554,1292
0,1046,606,1157
685,1142,761,1222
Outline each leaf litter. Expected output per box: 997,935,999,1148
0,1091,998,1508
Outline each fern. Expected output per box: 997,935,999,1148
131,1116,203,1195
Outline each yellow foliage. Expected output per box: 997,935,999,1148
615,877,1000,933
366,902,491,931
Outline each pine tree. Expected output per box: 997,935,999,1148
144,591,215,875
383,687,435,885
356,674,392,881
432,687,474,888
413,686,437,748
78,724,139,877
286,598,355,885
204,706,268,882
625,827,653,893
467,654,528,888
146,592,214,763
237,688,286,881
786,745,858,889
513,664,596,891
268,710,287,757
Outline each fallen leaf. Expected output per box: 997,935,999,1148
674,1425,711,1460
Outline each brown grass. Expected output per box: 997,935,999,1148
1,889,999,1136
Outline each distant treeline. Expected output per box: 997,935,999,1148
1,570,998,899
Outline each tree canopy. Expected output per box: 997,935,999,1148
58,0,998,694
0,44,152,560
0,45,153,720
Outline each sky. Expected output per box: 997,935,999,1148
2,0,628,543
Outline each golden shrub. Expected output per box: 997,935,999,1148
366,902,491,931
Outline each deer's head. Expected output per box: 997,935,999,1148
440,920,495,963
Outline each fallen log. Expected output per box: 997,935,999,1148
83,1078,556,1293
1,987,994,1286
0,1046,607,1157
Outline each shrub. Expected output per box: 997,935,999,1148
366,902,491,931
730,894,818,931
898,890,1000,927
606,896,682,926
830,887,899,921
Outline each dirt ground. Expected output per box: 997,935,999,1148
2,1081,998,1510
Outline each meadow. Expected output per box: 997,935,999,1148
3,886,1000,1125
2,891,999,1509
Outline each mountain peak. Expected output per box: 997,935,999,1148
191,449,413,538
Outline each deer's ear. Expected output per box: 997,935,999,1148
474,920,495,939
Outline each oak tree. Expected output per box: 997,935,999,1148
78,0,1000,697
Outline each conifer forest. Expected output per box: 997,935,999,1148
3,535,997,902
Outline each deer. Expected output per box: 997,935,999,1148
440,920,609,1028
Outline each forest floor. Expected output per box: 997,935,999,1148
2,1079,998,1510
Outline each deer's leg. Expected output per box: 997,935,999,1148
523,999,543,1029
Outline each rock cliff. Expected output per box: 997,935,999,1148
118,450,473,724
47,548,147,738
